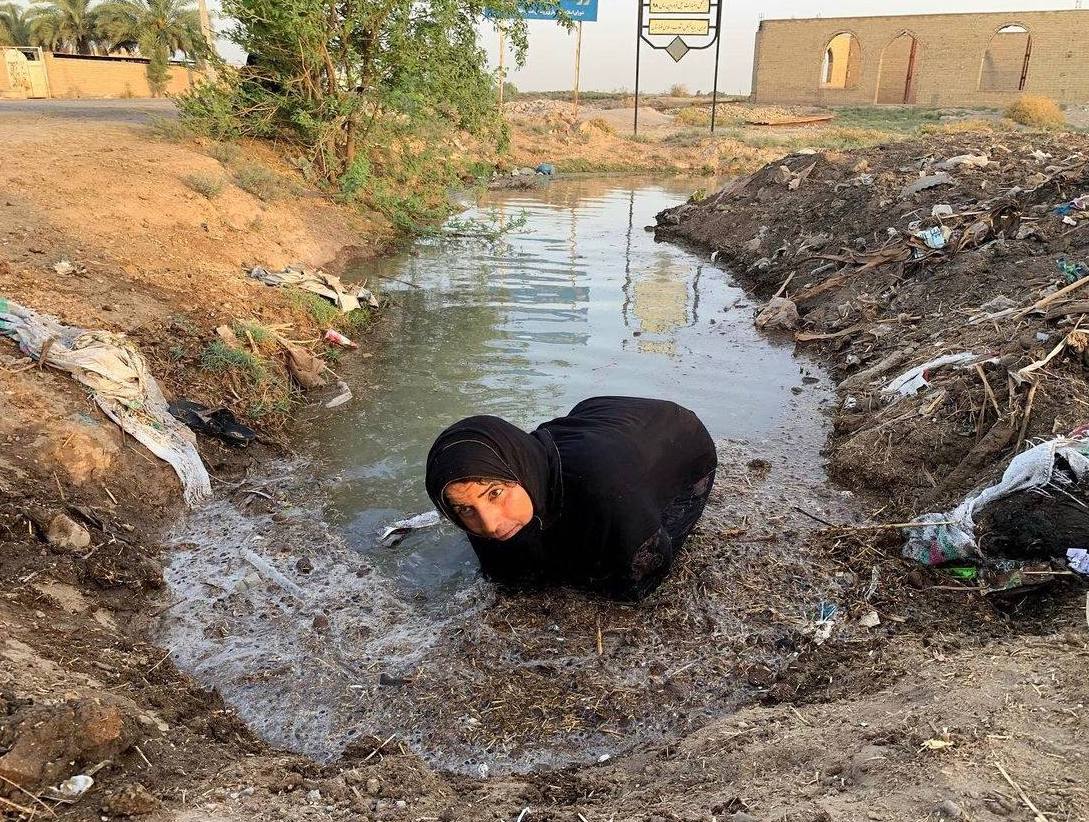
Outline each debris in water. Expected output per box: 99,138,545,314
377,510,442,547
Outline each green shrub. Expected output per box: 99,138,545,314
209,141,243,165
181,172,224,199
669,84,690,97
234,164,283,201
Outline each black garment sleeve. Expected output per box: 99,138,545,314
608,526,675,601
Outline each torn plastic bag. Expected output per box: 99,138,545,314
883,352,982,397
0,300,211,505
249,266,379,313
902,430,1089,569
168,400,257,447
377,510,442,547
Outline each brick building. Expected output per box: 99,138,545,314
751,10,1089,107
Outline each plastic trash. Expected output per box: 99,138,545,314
377,510,442,547
0,300,210,505
900,172,954,199
915,226,951,249
242,548,307,600
535,163,556,176
168,400,257,447
902,430,1089,567
43,774,94,803
325,380,352,408
249,266,379,313
323,329,358,349
1068,549,1089,575
883,352,982,397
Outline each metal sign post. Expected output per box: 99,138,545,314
574,21,583,112
635,0,725,135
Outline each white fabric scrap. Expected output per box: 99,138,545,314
0,300,210,505
249,266,379,313
883,352,981,397
903,434,1089,566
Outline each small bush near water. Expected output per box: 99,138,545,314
234,165,283,202
1005,95,1066,129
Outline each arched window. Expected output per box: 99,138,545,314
979,24,1031,92
876,32,919,104
820,33,861,90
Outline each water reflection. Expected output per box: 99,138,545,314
303,177,826,595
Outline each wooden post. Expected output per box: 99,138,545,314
573,21,583,113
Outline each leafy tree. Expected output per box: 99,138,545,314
0,3,34,46
179,0,560,205
97,0,203,93
27,0,101,54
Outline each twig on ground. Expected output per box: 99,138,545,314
0,773,57,817
362,733,396,763
994,761,1050,822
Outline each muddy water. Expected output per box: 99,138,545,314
308,178,828,595
162,177,849,775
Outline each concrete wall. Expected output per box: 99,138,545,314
752,10,1089,107
0,51,196,99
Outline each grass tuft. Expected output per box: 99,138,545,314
234,164,284,201
181,172,224,199
200,340,263,381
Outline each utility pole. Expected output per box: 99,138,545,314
573,21,583,113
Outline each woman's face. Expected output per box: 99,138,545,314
444,479,533,541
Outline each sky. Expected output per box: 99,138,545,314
478,0,1085,95
210,1,1085,95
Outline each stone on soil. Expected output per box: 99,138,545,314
45,512,91,552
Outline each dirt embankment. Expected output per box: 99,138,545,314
658,131,1089,511
0,107,392,817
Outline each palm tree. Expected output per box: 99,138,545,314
27,0,101,54
0,2,34,46
97,0,202,93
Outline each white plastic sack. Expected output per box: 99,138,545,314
903,433,1089,567
0,300,211,505
883,352,981,397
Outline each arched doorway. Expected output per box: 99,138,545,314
979,24,1031,92
820,32,861,90
876,32,919,104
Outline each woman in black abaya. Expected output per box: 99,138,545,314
424,396,717,601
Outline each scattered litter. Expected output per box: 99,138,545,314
43,774,94,803
754,297,799,331
1057,258,1089,283
1068,548,1089,575
900,172,955,199
248,266,379,313
921,738,954,751
535,163,556,176
859,611,881,628
902,431,1089,567
884,352,982,397
277,334,327,389
934,153,990,171
325,380,352,408
168,399,257,447
1054,194,1089,217
53,259,76,276
323,329,358,349
377,510,442,547
0,300,210,505
915,225,951,250
931,204,953,218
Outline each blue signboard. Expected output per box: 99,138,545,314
503,0,598,22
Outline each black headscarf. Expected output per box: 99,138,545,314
424,415,563,531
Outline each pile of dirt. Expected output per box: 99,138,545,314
657,132,1089,516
